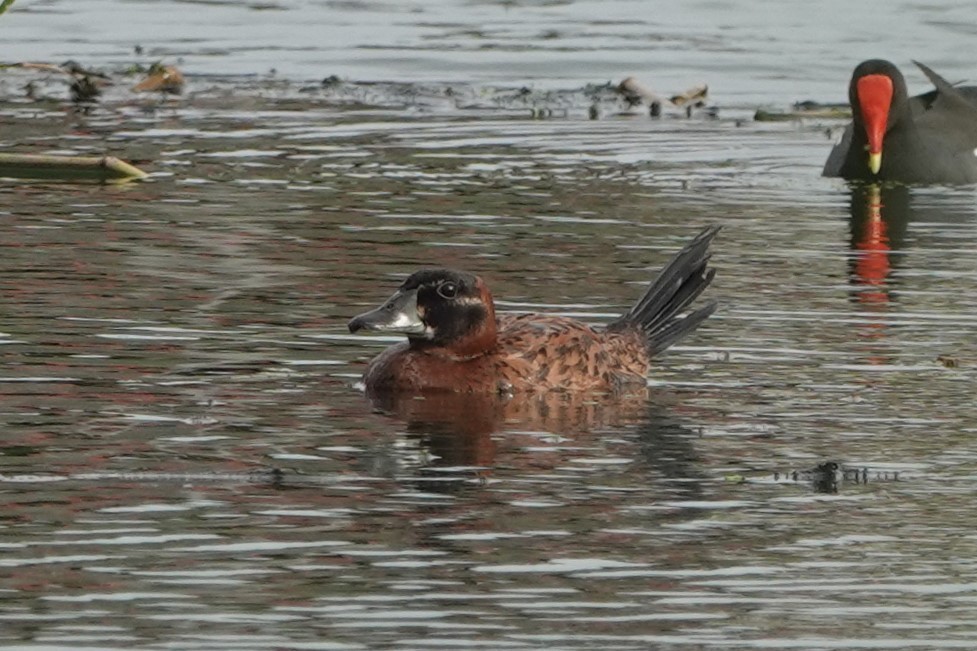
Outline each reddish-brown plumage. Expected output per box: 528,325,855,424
361,312,650,393
349,226,719,394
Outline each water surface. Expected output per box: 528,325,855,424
3,1,977,649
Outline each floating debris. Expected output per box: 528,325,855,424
772,461,900,494
70,74,102,103
60,59,110,80
617,75,664,116
616,77,714,118
670,83,709,117
937,355,960,368
132,62,184,94
754,101,850,122
0,468,286,487
4,60,112,104
670,83,708,106
321,74,343,89
0,153,149,182
4,64,731,121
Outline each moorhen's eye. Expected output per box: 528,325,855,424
437,282,459,299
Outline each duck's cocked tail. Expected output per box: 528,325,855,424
607,225,719,356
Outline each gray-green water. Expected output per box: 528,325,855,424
3,2,977,649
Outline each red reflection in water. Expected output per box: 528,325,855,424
853,184,891,308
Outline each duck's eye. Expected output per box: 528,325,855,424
437,282,459,299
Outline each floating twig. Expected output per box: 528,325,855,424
0,153,149,182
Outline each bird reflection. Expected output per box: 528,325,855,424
847,182,910,308
365,387,704,498
845,183,912,365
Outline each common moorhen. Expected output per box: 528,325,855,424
823,59,977,184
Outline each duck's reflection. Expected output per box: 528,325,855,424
366,387,704,497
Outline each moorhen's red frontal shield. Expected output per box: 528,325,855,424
855,74,894,174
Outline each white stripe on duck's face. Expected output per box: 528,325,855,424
387,307,426,332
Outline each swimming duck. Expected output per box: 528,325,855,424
348,226,719,393
823,59,977,184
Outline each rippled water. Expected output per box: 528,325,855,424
3,1,977,650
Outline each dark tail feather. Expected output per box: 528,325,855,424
607,225,719,356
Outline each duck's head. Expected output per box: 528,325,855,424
348,268,497,358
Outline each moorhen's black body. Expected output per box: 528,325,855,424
823,59,977,184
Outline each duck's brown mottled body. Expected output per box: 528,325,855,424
363,313,650,393
349,226,719,394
